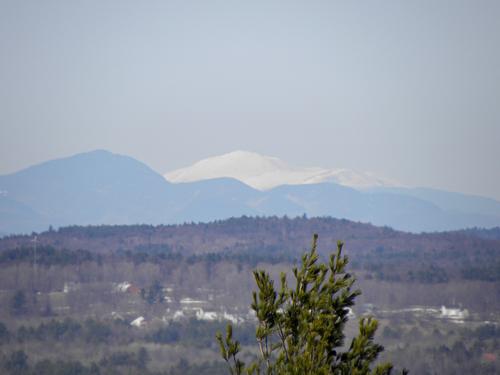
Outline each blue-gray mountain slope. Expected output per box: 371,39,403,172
0,150,175,231
1,150,500,234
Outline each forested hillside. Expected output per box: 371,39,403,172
0,216,499,374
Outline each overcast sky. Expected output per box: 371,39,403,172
1,0,499,200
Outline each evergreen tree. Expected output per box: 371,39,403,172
217,234,408,374
142,280,165,305
11,291,27,315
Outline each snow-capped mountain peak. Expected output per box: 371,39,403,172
164,151,399,190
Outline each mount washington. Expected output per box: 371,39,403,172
1,150,500,235
165,150,399,190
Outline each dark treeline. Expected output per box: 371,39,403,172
0,318,256,349
461,261,500,281
0,244,295,269
0,247,101,266
0,349,228,375
383,321,500,375
0,245,500,284
1,242,498,283
0,318,119,347
0,317,248,375
1,317,499,375
147,319,256,347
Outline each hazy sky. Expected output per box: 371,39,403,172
1,0,499,199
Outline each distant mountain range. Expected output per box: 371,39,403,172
1,150,500,235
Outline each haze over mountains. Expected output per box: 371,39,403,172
1,150,500,235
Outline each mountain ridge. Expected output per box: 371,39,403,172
1,150,500,235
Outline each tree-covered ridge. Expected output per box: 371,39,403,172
0,246,100,266
1,215,499,283
2,217,498,259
